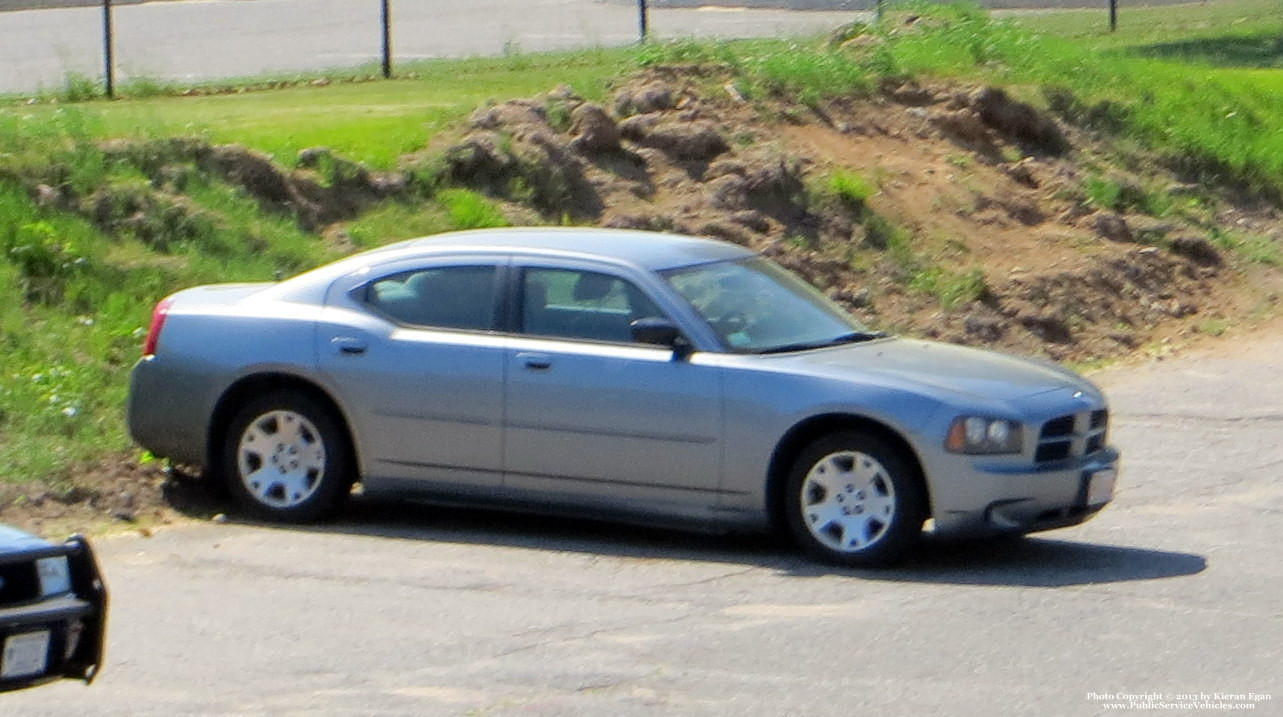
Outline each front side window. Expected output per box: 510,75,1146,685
364,265,498,331
520,267,665,344
663,257,875,353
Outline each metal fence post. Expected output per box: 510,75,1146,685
381,0,392,78
1109,0,1117,31
102,0,115,97
638,0,649,42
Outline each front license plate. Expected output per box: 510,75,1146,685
1,631,50,679
1086,468,1117,506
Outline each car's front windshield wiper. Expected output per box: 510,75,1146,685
756,331,888,354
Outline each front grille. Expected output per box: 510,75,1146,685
1035,408,1109,464
0,560,40,606
1041,415,1075,438
1035,441,1072,462
1084,433,1105,455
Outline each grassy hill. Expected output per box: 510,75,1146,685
1,0,1281,531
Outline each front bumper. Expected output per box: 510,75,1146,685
0,536,108,692
928,447,1121,537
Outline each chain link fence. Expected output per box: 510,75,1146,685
0,0,1259,96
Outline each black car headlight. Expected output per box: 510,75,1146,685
945,416,1024,455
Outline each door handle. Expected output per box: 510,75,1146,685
518,352,552,370
332,337,368,356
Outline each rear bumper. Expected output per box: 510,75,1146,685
929,447,1121,537
0,536,108,692
127,356,208,465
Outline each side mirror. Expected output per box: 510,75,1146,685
630,317,691,358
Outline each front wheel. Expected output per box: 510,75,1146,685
784,431,926,568
222,390,354,522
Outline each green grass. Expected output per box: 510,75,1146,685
346,190,510,247
0,167,334,484
838,1,1283,200
10,49,632,169
1009,0,1283,55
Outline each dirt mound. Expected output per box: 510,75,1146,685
0,453,175,536
436,75,828,248
426,69,1266,362
60,138,411,234
933,248,1216,357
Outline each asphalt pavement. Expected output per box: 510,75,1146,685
4,331,1281,715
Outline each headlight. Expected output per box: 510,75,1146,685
946,416,1024,455
36,555,72,596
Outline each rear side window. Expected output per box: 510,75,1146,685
364,265,498,331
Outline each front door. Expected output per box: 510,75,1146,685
503,265,725,509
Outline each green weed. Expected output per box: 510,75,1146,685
908,265,989,309
826,170,874,208
440,189,510,230
1196,318,1229,337
120,76,179,99
346,192,511,247
1082,174,1171,216
61,72,100,103
862,213,900,251
640,37,869,104
1207,227,1283,266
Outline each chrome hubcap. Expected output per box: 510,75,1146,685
237,410,326,509
800,450,896,553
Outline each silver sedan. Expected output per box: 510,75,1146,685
127,228,1119,566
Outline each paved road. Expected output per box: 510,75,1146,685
0,0,865,95
5,333,1281,715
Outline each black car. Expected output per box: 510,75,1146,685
0,523,106,692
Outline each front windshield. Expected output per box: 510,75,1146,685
662,257,875,353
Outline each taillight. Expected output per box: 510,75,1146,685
142,297,174,356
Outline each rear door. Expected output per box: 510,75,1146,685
317,256,508,489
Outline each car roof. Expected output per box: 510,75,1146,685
266,228,757,302
392,227,755,271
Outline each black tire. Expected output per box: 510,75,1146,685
783,430,926,568
221,389,354,523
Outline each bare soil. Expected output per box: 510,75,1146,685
4,67,1281,537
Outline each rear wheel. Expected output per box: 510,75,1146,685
784,431,926,568
222,390,353,522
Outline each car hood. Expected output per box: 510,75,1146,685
766,338,1097,404
0,522,49,554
